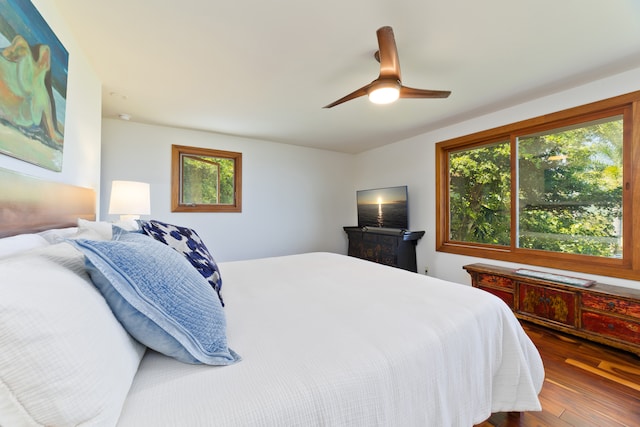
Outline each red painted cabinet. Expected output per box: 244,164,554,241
463,263,640,356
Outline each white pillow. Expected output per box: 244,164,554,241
37,227,79,244
0,234,49,259
0,242,146,426
75,218,114,240
75,218,141,241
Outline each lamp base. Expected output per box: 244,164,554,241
119,214,140,221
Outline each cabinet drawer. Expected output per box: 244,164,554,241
582,294,640,320
519,283,576,327
477,273,514,290
479,286,514,308
582,311,640,345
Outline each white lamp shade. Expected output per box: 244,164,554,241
108,180,151,219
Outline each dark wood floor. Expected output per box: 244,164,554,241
475,321,640,427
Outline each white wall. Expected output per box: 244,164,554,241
101,119,355,262
0,0,102,191
355,66,640,291
10,2,638,290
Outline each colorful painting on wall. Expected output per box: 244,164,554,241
0,0,69,172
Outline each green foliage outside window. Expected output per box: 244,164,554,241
171,144,242,213
517,117,623,257
449,141,511,245
182,156,235,205
448,116,623,258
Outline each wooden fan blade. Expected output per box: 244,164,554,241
323,27,450,108
376,26,401,80
399,86,451,99
323,83,372,108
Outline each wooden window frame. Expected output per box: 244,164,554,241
436,90,640,280
171,144,242,212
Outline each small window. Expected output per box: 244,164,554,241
171,145,242,212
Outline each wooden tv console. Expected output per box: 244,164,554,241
343,227,424,272
463,263,640,356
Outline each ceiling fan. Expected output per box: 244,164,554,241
324,26,451,108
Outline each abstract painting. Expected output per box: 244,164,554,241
0,0,69,171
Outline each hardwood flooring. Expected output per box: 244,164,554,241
475,321,640,427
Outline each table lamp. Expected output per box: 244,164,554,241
108,180,150,221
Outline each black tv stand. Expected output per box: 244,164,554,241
343,226,425,272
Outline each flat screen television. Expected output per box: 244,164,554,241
356,185,408,230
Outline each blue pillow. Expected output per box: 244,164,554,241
72,232,240,365
139,220,224,306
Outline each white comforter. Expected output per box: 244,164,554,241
117,252,544,426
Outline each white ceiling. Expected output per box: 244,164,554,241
53,0,640,154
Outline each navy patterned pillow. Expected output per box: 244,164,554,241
139,220,224,306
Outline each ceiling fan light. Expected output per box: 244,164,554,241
368,82,400,104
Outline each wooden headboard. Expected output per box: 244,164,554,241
0,168,96,237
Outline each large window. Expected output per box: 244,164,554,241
436,91,640,280
171,145,242,212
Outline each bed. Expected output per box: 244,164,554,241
0,170,544,427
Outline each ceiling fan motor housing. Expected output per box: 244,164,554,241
367,79,401,104
323,26,451,108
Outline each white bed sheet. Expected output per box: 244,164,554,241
117,252,543,426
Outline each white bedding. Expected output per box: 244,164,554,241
117,252,543,426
